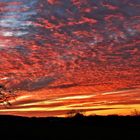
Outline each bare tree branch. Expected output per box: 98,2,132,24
0,84,16,107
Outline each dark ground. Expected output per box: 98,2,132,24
0,114,140,139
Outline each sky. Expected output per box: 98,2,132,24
0,0,140,117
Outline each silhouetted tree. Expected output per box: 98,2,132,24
67,110,85,117
0,84,16,107
131,109,140,116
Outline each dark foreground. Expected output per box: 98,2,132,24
0,115,140,139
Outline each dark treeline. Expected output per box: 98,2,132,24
0,115,140,139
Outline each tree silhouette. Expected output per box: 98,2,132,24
131,109,140,116
67,110,85,118
0,84,16,107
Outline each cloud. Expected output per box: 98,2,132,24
0,0,140,117
0,88,139,117
28,76,57,90
49,83,78,89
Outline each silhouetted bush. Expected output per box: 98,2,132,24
67,110,85,117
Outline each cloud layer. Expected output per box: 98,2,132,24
0,0,140,116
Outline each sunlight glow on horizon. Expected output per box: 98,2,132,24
0,88,139,117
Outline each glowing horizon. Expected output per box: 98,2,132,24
0,87,140,117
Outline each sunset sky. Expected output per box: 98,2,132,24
0,0,140,117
